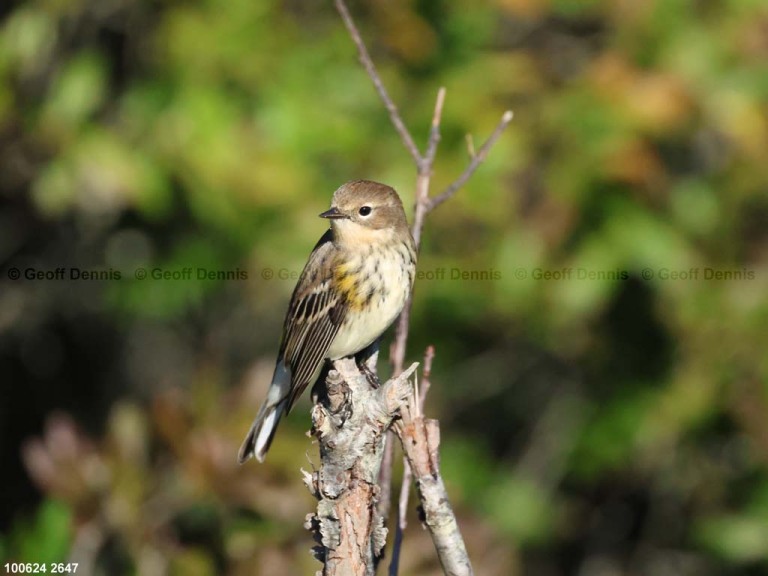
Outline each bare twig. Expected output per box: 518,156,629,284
389,345,436,576
465,134,476,159
334,0,422,166
380,85,446,530
423,87,447,170
330,1,511,573
388,458,410,576
426,110,514,213
389,86,446,383
411,87,447,246
419,345,435,408
392,347,472,575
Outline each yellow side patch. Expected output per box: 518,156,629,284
333,261,366,311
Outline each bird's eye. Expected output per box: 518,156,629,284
358,206,372,216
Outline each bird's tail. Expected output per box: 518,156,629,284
238,363,291,463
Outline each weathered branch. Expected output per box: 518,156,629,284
396,416,472,576
389,346,435,576
394,354,471,576
329,1,512,574
305,358,419,576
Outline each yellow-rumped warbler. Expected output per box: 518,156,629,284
239,180,417,463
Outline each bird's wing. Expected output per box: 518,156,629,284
279,229,346,411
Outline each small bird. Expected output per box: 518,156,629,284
239,180,417,463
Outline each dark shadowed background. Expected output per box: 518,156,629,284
1,0,767,574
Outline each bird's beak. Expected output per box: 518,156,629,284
319,207,347,220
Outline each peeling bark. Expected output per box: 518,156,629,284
305,358,418,576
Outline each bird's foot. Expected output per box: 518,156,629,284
357,359,381,389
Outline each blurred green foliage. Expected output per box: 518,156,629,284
1,0,768,574
7,500,71,565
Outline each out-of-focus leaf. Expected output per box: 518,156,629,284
12,500,72,564
40,52,107,137
482,474,555,544
696,513,768,563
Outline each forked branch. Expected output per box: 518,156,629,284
326,2,513,574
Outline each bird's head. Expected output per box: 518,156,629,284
320,180,410,245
